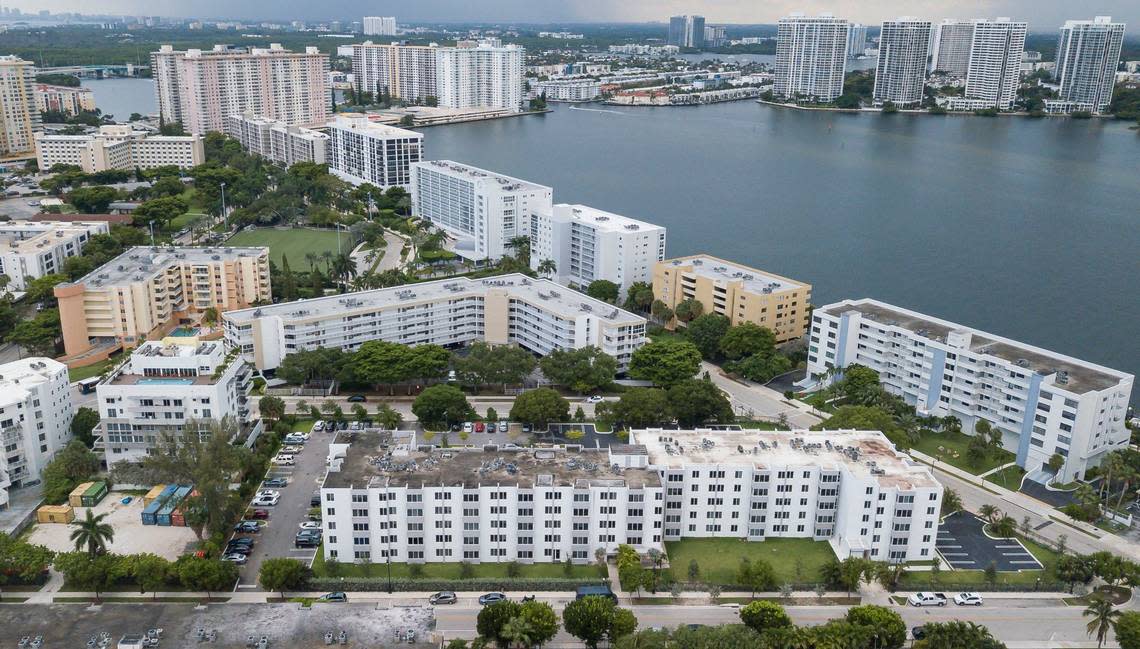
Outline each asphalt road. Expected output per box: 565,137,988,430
235,422,333,587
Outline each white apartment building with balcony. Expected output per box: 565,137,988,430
957,19,1027,110
35,125,204,173
223,274,647,373
530,204,666,295
533,80,601,102
806,299,1134,482
326,115,422,188
351,42,439,103
874,18,932,107
411,160,552,262
363,16,397,36
435,41,524,112
95,338,257,466
774,14,849,102
1053,17,1126,113
0,220,108,291
930,20,976,77
34,83,96,116
224,112,327,166
0,358,73,510
151,43,330,134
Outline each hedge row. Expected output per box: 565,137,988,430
308,577,609,592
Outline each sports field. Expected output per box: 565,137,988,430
224,228,350,266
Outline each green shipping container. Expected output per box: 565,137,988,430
80,481,108,507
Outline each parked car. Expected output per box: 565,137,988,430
281,445,303,454
256,490,280,499
586,395,604,404
463,422,473,433
486,423,496,433
907,592,948,607
450,424,461,432
224,545,252,556
429,591,457,605
248,509,269,520
347,395,367,403
337,421,349,431
221,553,248,564
499,419,510,431
283,435,306,445
233,521,261,534
312,421,325,432
299,521,321,530
272,455,295,466
474,422,485,433
349,421,361,431
954,592,983,606
318,592,347,603
252,495,280,507
478,592,507,605
294,534,320,549
521,424,532,433
310,492,321,507
262,478,288,488
227,537,254,547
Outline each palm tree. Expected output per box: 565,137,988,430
1115,464,1138,512
1084,598,1120,648
992,515,1017,538
536,258,557,277
304,251,318,272
501,617,535,649
70,509,115,557
978,504,1000,526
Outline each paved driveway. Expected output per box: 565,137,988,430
936,511,1042,571
236,423,334,588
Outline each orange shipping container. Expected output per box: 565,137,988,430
36,504,75,524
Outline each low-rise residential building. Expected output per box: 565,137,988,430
95,338,257,466
225,112,328,166
0,358,74,509
34,83,96,116
653,255,813,343
530,204,666,295
35,125,204,173
628,428,942,563
326,115,423,188
223,274,647,372
54,246,271,358
806,299,1135,482
533,80,601,102
0,220,109,291
411,160,552,262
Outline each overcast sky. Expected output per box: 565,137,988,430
8,1,1137,31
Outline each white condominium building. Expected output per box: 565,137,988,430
55,246,271,358
321,430,664,564
225,112,328,167
0,358,73,509
668,15,706,49
223,274,647,372
351,42,439,103
930,20,976,77
363,16,397,36
35,83,96,115
151,43,330,134
530,204,666,295
326,115,422,188
0,220,109,291
0,56,40,157
775,14,849,102
629,428,942,563
435,41,525,112
806,299,1134,483
1054,17,1126,113
847,23,868,57
874,18,932,107
962,19,1027,110
534,80,601,102
411,160,552,262
35,125,205,173
95,338,257,466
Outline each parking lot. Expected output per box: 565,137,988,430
234,422,334,587
936,512,1043,571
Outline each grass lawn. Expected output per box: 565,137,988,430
225,227,350,267
902,537,1061,588
909,430,1014,475
68,352,124,383
985,465,1027,491
664,538,837,586
310,551,605,580
168,211,207,231
738,421,783,431
646,328,688,344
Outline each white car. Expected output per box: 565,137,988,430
312,421,325,432
954,592,983,606
256,490,280,499
272,455,295,466
299,522,321,531
252,495,280,507
907,592,948,607
282,445,303,454
585,395,604,404
463,422,473,433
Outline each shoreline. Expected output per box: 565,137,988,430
755,99,1113,119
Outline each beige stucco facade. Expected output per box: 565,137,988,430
653,254,812,343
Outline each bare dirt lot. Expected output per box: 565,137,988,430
0,603,436,649
27,495,198,560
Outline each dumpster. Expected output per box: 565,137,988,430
68,482,94,508
36,504,75,524
143,484,167,506
80,481,108,507
141,484,178,525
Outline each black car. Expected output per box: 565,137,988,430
347,395,366,403
233,521,261,534
912,626,926,640
263,478,288,488
311,492,321,507
228,536,254,546
224,544,253,556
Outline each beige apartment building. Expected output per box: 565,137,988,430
35,125,204,173
0,56,40,158
55,246,270,357
653,254,812,343
35,83,96,116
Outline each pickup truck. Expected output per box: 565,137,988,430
907,592,948,607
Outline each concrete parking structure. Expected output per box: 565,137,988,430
936,511,1042,571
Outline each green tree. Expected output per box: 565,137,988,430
563,596,638,649
54,552,123,602
519,600,560,646
628,340,702,387
133,553,170,599
411,384,472,429
69,407,100,447
70,509,115,557
984,561,998,585
685,313,732,360
178,557,238,598
477,600,522,648
374,403,403,430
622,282,654,313
454,342,537,390
41,439,99,503
650,300,674,324
846,604,906,649
667,379,734,427
1114,611,1140,649
739,600,792,633
67,185,119,213
608,388,671,428
718,322,777,360
0,535,54,587
673,298,703,323
354,340,412,391
258,557,310,597
734,352,794,384
279,254,299,301
510,388,570,428
941,488,963,517
585,279,620,304
258,395,286,423
133,195,187,227
1085,599,1123,649
6,308,62,356
539,346,617,394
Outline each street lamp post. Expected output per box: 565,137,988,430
219,182,227,229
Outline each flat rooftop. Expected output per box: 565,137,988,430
223,274,644,326
555,204,664,233
818,298,1129,393
328,116,421,139
0,358,65,402
664,254,808,294
326,431,661,490
415,160,550,193
0,221,104,254
629,428,938,490
73,246,267,289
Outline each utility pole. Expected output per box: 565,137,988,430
219,182,227,230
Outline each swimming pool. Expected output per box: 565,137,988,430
137,378,195,385
170,326,200,337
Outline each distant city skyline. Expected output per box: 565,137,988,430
5,1,1138,30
